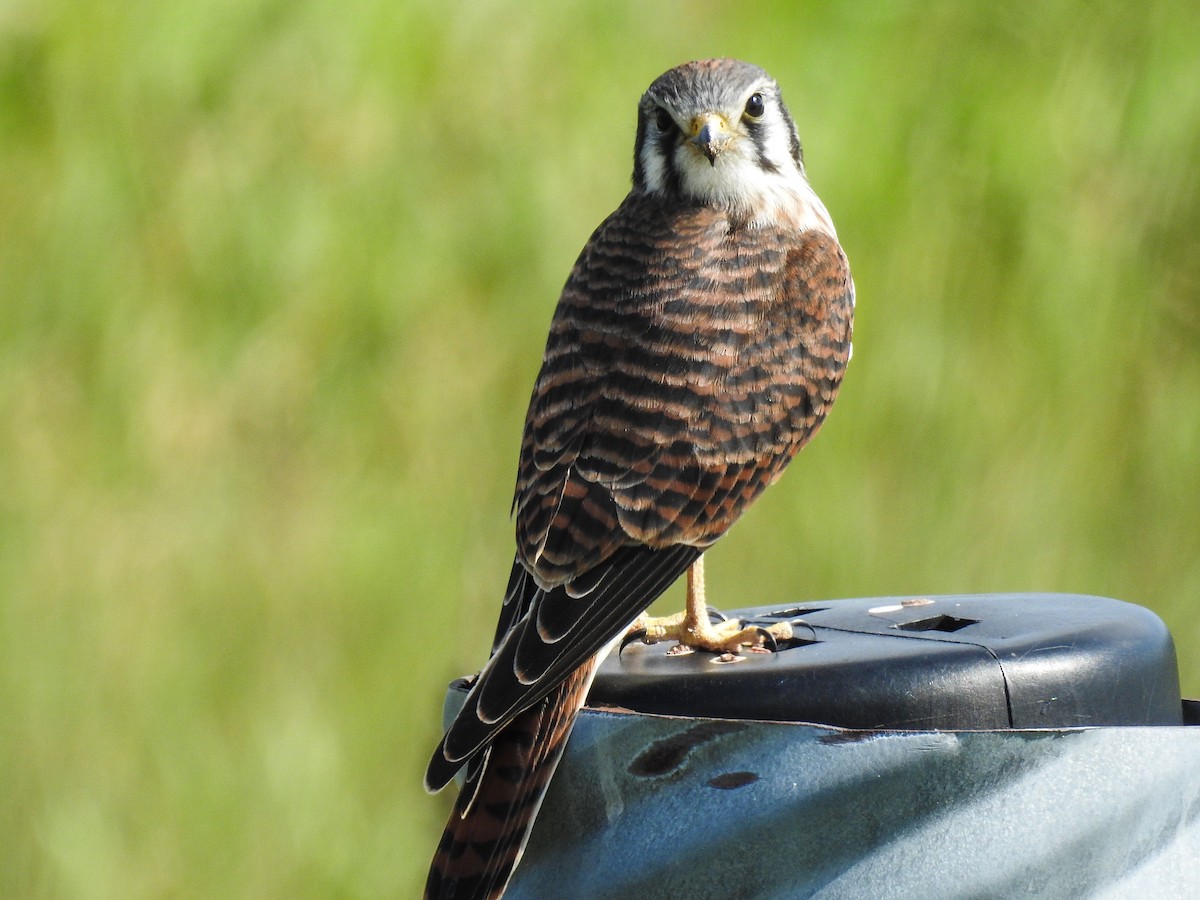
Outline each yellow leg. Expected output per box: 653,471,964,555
628,554,793,653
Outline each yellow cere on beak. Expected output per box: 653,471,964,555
689,112,734,165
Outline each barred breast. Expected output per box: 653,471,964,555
515,191,854,593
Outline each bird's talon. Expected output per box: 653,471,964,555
618,628,648,656
754,626,778,652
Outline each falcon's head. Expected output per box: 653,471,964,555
633,59,833,232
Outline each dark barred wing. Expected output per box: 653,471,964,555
424,191,852,900
424,663,596,900
422,544,699,900
428,192,853,788
517,194,853,582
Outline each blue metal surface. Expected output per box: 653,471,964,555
439,595,1200,897
500,707,1200,898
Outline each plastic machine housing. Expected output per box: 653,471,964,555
441,594,1200,897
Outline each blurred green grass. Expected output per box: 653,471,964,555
1,0,1198,895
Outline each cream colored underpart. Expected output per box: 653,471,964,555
703,161,837,235
642,135,838,236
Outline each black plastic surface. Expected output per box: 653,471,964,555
591,594,1183,729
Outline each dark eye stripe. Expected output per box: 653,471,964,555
656,129,683,194
633,105,681,193
744,118,781,175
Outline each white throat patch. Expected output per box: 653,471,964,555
639,110,836,236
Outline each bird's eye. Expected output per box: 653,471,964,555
654,107,675,132
744,92,765,118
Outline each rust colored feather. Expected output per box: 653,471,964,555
424,664,594,900
517,199,852,576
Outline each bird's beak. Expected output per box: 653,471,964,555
689,112,734,165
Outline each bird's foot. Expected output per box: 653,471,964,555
623,608,793,655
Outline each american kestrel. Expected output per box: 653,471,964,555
424,59,854,899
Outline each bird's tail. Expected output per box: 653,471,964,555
423,663,592,900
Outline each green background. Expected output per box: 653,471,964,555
2,0,1198,895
